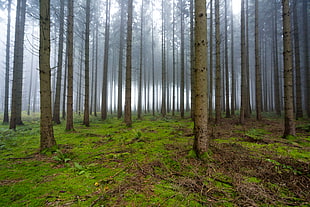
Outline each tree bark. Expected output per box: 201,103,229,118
53,0,65,124
125,0,133,127
193,0,209,158
138,1,144,120
255,0,262,121
230,0,235,116
282,0,296,137
240,0,246,124
180,0,185,119
215,0,221,124
224,0,230,118
3,0,12,124
66,0,74,131
209,0,213,119
39,0,56,151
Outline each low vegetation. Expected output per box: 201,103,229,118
0,114,309,206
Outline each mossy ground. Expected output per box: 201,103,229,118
0,113,309,206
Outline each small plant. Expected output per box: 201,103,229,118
53,149,71,163
245,128,270,140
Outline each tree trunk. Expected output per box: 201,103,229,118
224,0,230,118
282,0,296,137
125,0,133,127
255,0,262,121
193,0,209,158
3,0,12,124
39,0,56,151
161,0,167,118
53,0,65,124
209,0,213,119
215,0,221,124
180,0,185,119
101,0,111,121
83,0,91,127
230,0,235,116
138,1,144,120
240,0,246,124
10,0,27,129
66,0,74,131
190,0,195,120
117,1,125,119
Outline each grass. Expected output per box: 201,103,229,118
0,113,309,206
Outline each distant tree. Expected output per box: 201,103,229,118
224,0,230,118
125,0,133,127
180,0,185,119
83,0,91,127
10,0,27,130
293,0,302,119
53,0,65,124
240,0,246,124
101,0,111,121
117,0,125,119
193,0,209,158
255,0,262,121
215,0,221,124
66,0,74,131
282,0,296,137
161,0,167,117
3,0,12,124
137,0,144,120
39,0,56,151
230,0,235,116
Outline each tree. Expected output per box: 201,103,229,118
137,0,144,120
101,0,111,121
39,0,57,151
193,0,209,158
66,0,74,131
209,0,213,119
83,0,91,127
240,0,246,124
282,0,296,137
3,0,12,124
117,0,125,119
161,0,167,117
255,0,262,121
180,0,185,118
125,0,133,127
215,0,221,123
10,0,27,130
230,0,235,116
224,0,230,118
53,0,65,124
302,0,309,118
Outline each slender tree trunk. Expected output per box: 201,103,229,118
230,0,235,116
273,0,281,116
245,0,251,117
215,0,221,123
152,2,155,117
209,0,213,119
255,0,262,121
10,0,27,129
62,40,68,120
66,0,74,131
293,0,302,119
39,0,56,151
117,1,125,119
302,0,310,118
125,0,133,127
282,0,296,137
94,18,99,117
138,1,144,120
193,0,208,158
3,0,12,124
240,0,246,124
180,0,185,118
161,0,167,117
53,0,65,124
225,0,230,118
172,0,176,116
190,0,195,119
83,0,91,126
102,0,111,121
28,38,34,116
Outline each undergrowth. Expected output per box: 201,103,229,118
0,113,309,206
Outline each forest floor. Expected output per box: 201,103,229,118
0,113,309,206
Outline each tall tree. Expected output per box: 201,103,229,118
117,0,125,119
180,0,185,118
293,0,302,119
193,0,209,158
137,0,144,120
302,0,310,118
224,0,230,118
83,0,91,126
66,0,74,131
3,0,12,124
53,0,65,124
161,0,167,117
190,0,195,119
255,0,262,120
125,0,133,127
282,0,296,137
240,0,246,124
215,0,221,123
39,0,57,151
209,0,213,119
101,0,111,121
10,0,27,130
230,0,235,116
